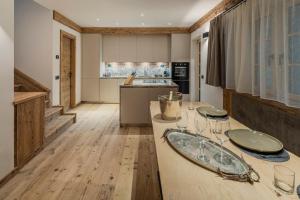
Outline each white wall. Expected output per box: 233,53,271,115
52,21,82,105
0,0,15,180
190,22,223,108
15,0,53,89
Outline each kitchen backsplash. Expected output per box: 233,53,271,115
101,62,171,78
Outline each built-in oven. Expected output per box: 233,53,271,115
172,62,189,94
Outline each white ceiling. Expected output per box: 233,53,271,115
34,0,222,27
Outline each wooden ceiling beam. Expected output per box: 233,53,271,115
189,1,225,33
81,27,190,34
53,10,82,33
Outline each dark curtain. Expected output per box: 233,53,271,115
206,15,226,88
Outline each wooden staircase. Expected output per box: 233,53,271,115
44,106,76,145
14,68,76,145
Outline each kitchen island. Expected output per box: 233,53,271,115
120,79,178,127
150,101,300,200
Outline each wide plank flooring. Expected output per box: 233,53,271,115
0,104,162,200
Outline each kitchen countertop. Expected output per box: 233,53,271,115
120,79,178,88
100,76,171,80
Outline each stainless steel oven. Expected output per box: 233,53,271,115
172,62,189,94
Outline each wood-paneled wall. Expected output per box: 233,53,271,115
14,93,46,167
223,89,300,156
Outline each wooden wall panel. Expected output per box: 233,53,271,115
15,95,45,167
224,89,300,156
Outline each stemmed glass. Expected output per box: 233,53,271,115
194,111,208,161
176,110,188,132
212,118,231,167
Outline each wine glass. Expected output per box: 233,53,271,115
194,111,207,136
176,110,188,132
213,118,231,167
194,111,208,161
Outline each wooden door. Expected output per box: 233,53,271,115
60,31,76,111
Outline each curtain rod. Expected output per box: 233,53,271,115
222,0,247,15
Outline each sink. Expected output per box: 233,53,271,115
143,80,167,84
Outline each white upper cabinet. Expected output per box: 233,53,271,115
171,33,191,62
103,34,171,62
119,35,137,62
103,35,119,62
152,35,171,62
82,34,100,78
136,35,153,62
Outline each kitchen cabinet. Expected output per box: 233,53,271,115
103,35,119,62
152,35,171,62
119,35,137,62
171,33,191,62
137,35,153,62
100,78,126,103
82,34,101,78
82,78,100,102
103,34,170,62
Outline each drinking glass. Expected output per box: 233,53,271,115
212,118,231,167
176,110,188,132
274,165,295,194
194,112,208,161
214,118,231,135
194,111,207,136
188,101,195,110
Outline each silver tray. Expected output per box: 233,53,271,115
163,129,260,183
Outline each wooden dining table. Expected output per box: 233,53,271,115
150,101,300,200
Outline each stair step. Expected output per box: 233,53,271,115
45,107,63,123
44,115,75,145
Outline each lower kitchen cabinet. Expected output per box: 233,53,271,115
14,92,46,167
100,78,126,103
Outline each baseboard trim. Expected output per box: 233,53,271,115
0,168,18,188
120,123,152,127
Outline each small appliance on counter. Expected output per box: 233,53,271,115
171,62,189,94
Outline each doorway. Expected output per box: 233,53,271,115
60,30,76,111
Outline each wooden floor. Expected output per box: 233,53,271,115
0,104,162,200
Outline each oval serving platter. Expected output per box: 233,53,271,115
227,129,283,153
163,129,260,183
196,106,228,118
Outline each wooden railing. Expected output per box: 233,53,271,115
14,68,51,106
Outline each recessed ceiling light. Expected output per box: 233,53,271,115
96,18,100,22
140,13,145,17
141,22,145,26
